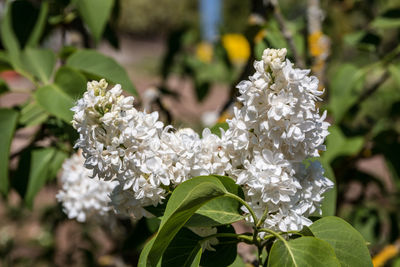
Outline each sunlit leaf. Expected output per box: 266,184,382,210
145,175,243,267
54,66,87,99
21,48,56,83
19,100,49,126
66,50,137,95
267,236,340,267
34,84,75,123
328,64,365,122
310,216,373,267
321,126,364,164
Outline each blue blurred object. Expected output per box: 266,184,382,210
200,0,222,42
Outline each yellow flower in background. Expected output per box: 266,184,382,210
222,34,250,64
196,42,214,63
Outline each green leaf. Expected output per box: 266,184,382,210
161,225,237,267
267,236,340,267
229,255,246,267
186,197,245,227
321,126,364,164
19,101,49,126
161,227,202,267
388,64,400,87
47,149,68,179
26,1,49,48
309,216,373,267
320,160,337,217
371,8,400,29
200,225,238,267
66,50,137,95
0,108,19,195
24,148,65,207
328,64,365,122
34,84,75,123
0,1,21,65
138,237,161,267
147,175,243,267
21,48,56,83
74,0,115,43
0,51,12,72
0,78,10,95
54,66,87,99
10,0,40,48
189,248,202,267
371,17,400,28
210,122,229,137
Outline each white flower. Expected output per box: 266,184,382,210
71,80,231,219
56,151,118,222
225,48,332,232
71,47,333,232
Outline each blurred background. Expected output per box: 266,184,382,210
0,0,400,266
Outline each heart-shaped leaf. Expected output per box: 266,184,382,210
309,216,373,267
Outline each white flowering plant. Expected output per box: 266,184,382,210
57,48,373,267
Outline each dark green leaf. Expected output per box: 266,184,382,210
10,0,39,48
47,149,68,180
161,227,202,267
34,84,75,123
74,0,115,43
26,1,49,47
24,148,57,207
54,66,87,99
0,108,19,195
267,236,340,267
310,216,373,267
66,50,137,95
200,225,237,267
21,48,56,83
147,175,243,267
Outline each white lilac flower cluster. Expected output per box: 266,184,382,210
224,48,332,231
68,48,332,232
56,152,118,222
71,79,229,219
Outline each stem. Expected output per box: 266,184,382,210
259,229,303,238
256,206,269,228
257,245,263,267
258,228,288,245
225,192,258,226
200,232,253,244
